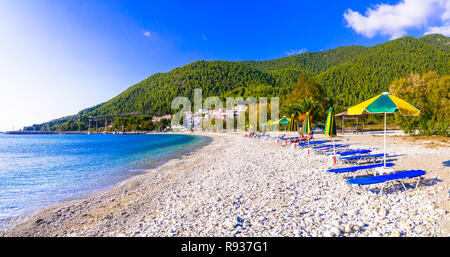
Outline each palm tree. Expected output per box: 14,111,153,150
282,97,324,129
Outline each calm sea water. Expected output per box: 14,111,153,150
0,133,208,229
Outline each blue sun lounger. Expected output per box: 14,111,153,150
333,149,372,156
296,140,329,147
339,153,386,164
313,144,350,154
328,162,395,178
347,169,426,194
313,144,348,149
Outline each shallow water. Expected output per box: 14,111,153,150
0,133,207,228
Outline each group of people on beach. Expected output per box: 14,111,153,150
291,132,314,143
245,129,314,143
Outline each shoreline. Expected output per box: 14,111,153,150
0,133,212,233
1,132,448,237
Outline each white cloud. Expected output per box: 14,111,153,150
143,30,152,37
201,34,207,40
344,0,450,39
286,48,308,56
425,24,450,35
425,0,450,35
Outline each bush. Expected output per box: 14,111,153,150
390,71,449,136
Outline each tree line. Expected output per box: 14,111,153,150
25,34,449,136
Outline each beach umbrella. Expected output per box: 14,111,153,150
283,117,291,132
274,116,290,125
289,114,298,131
324,107,337,163
273,116,290,141
262,119,272,134
262,119,273,126
324,107,337,137
274,116,290,131
348,92,420,168
302,112,311,155
302,112,311,134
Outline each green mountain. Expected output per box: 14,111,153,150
27,34,449,130
239,45,371,75
419,33,450,53
316,36,449,105
81,61,293,117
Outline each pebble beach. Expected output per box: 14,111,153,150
1,132,449,237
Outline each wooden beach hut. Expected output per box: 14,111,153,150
334,111,366,134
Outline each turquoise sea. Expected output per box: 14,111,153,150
0,133,208,229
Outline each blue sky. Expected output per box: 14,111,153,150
0,0,448,131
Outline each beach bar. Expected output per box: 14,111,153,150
334,111,366,134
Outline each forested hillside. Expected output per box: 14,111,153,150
419,33,450,53
239,45,371,75
316,36,449,105
81,61,293,117
27,34,449,131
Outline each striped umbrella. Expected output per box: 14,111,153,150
348,92,420,168
274,116,290,131
262,119,272,131
261,119,272,134
262,119,273,126
324,107,337,163
302,112,311,134
324,107,337,137
289,114,296,131
302,112,311,155
274,116,290,125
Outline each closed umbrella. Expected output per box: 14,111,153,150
302,112,311,154
290,114,298,131
348,92,420,169
302,112,311,134
324,107,337,163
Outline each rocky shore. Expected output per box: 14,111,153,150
2,132,449,237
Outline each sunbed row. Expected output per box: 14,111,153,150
246,133,426,195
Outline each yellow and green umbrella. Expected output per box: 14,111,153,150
273,116,290,132
273,116,290,125
261,119,272,134
262,119,273,126
302,112,312,155
348,92,420,167
348,92,420,116
324,107,337,137
302,112,311,134
288,114,297,131
324,107,337,162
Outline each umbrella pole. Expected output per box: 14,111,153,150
308,137,310,166
277,125,280,143
308,138,310,155
333,138,336,164
384,112,386,168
